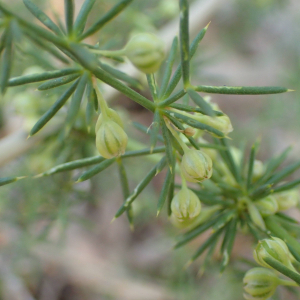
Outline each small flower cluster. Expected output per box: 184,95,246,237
244,237,299,300
94,84,128,159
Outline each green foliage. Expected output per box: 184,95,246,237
0,0,299,299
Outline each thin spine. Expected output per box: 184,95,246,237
165,113,199,150
0,24,12,94
122,146,166,158
250,184,273,201
0,30,7,55
194,85,290,95
29,79,80,136
163,23,210,99
263,257,300,285
37,73,81,91
157,168,173,216
256,146,292,185
65,72,88,131
275,212,299,224
150,110,161,152
187,228,224,265
167,152,176,216
158,89,186,107
23,30,70,64
113,157,167,219
85,79,95,131
23,0,63,35
161,119,176,172
8,68,81,86
247,143,257,190
182,93,189,105
220,217,238,272
164,110,224,138
198,233,219,276
272,179,300,193
65,0,75,35
174,214,222,249
179,0,190,87
147,73,158,102
265,160,300,185
0,4,69,48
76,158,116,182
99,62,142,89
187,88,215,117
16,33,156,112
219,138,241,184
74,0,96,35
211,209,236,232
163,121,187,156
79,0,134,40
37,146,166,177
92,68,156,112
0,176,26,186
158,36,178,99
117,159,134,230
238,140,247,180
169,103,224,116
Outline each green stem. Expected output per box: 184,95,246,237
263,256,300,285
164,119,189,153
194,85,290,95
180,167,187,190
90,49,126,57
93,81,109,120
179,0,190,88
279,279,299,287
146,73,158,102
92,68,156,112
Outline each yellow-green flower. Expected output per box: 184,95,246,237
171,187,201,222
253,237,296,272
243,268,279,300
124,33,165,73
274,190,299,211
255,195,278,217
181,149,213,182
95,108,123,133
193,114,233,137
96,120,128,159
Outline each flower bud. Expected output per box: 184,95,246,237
170,205,221,229
231,147,242,165
193,114,233,137
95,108,123,134
253,237,296,271
124,33,165,73
255,195,278,217
274,190,299,211
253,160,265,180
183,127,196,137
170,213,197,229
181,149,213,182
243,268,279,300
96,120,128,159
171,187,201,222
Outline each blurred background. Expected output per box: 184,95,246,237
0,0,299,299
